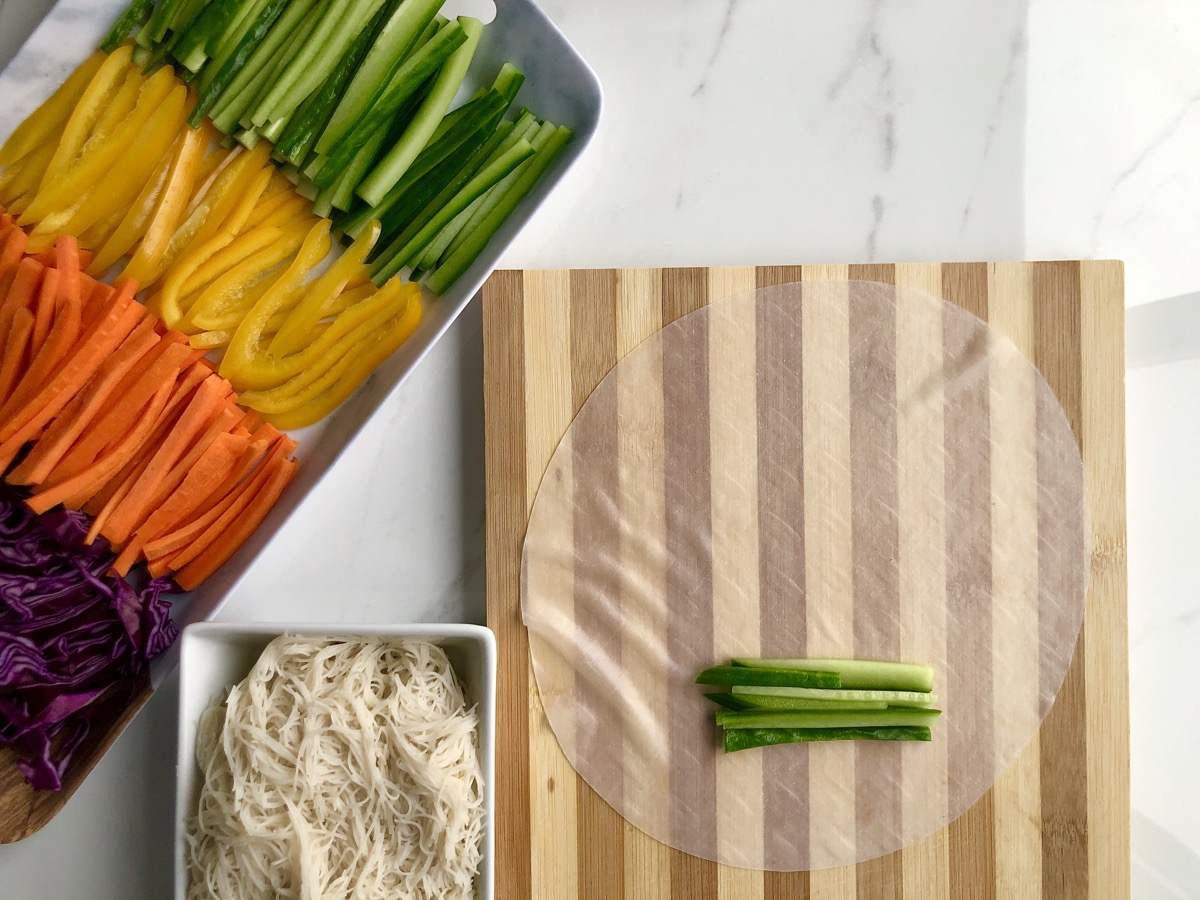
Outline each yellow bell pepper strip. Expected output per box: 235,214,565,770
114,122,210,282
0,140,57,211
89,139,174,273
237,280,416,408
268,219,380,359
254,288,423,430
80,205,129,250
38,45,133,189
53,84,187,244
146,142,272,289
179,224,312,333
187,283,375,351
150,166,273,326
22,66,175,226
0,51,105,169
241,190,311,233
179,219,294,298
220,220,332,384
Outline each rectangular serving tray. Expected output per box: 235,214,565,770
0,0,601,842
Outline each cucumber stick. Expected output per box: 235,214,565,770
357,15,483,206
694,665,839,689
725,726,931,753
425,124,573,295
702,692,888,712
731,685,939,708
250,0,388,129
102,0,156,53
173,0,245,72
715,708,942,730
731,657,934,693
190,0,291,126
315,0,445,156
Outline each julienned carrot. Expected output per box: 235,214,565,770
0,226,30,299
101,374,233,545
143,437,280,569
175,455,297,590
27,264,59,356
55,236,82,314
0,286,140,470
7,317,159,485
26,379,172,515
0,257,44,330
0,308,33,409
81,279,117,332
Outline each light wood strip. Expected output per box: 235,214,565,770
798,265,855,897
615,269,674,900
522,269,580,900
986,262,1044,899
893,263,951,898
481,270,532,900
1080,262,1130,900
708,267,766,896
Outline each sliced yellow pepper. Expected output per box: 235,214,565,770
179,220,292,297
268,219,380,359
0,139,57,210
115,121,210,282
39,45,133,189
0,51,105,169
220,220,332,383
187,286,373,351
23,66,174,225
254,289,423,430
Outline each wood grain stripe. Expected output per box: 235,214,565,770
986,263,1044,898
615,270,674,900
1080,262,1130,899
482,270,531,900
846,264,904,900
893,264,951,899
941,263,997,900
798,266,856,897
754,265,812,899
1034,262,1089,900
523,269,579,900
661,268,719,897
569,269,625,900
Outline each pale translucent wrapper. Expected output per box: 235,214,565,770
520,281,1089,871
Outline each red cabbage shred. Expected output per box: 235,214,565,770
0,485,179,791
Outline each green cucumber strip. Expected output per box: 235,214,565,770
274,5,391,164
102,0,157,53
426,123,571,295
250,0,388,129
357,15,483,207
170,0,209,31
140,0,185,48
211,8,312,133
211,0,269,62
235,127,263,149
330,129,390,211
704,693,755,711
730,685,939,708
372,138,535,282
715,708,941,730
315,0,445,156
724,726,932,753
718,694,889,712
311,21,467,188
412,194,481,272
695,665,839,689
173,0,244,72
731,658,934,693
190,0,291,126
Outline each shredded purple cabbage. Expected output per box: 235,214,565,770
0,485,180,791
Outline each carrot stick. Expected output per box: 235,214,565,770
0,226,30,299
55,236,82,314
27,379,173,514
0,285,139,471
7,316,159,485
0,257,44,332
27,265,58,358
100,374,233,545
174,455,297,590
80,279,116,332
0,307,33,414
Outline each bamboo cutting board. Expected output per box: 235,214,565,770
482,263,1128,899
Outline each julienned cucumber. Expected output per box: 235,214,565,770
703,692,888,712
731,684,939,708
694,665,839,689
724,726,932,753
731,657,934,693
715,708,942,730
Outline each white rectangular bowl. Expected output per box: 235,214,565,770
0,0,602,679
175,622,497,900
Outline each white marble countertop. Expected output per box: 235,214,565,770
0,0,1197,895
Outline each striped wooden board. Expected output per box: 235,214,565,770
482,263,1128,899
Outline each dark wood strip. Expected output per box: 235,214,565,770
1034,261,1089,900
660,268,719,896
481,271,532,900
846,264,904,900
940,262,997,900
753,266,810,880
568,270,626,900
